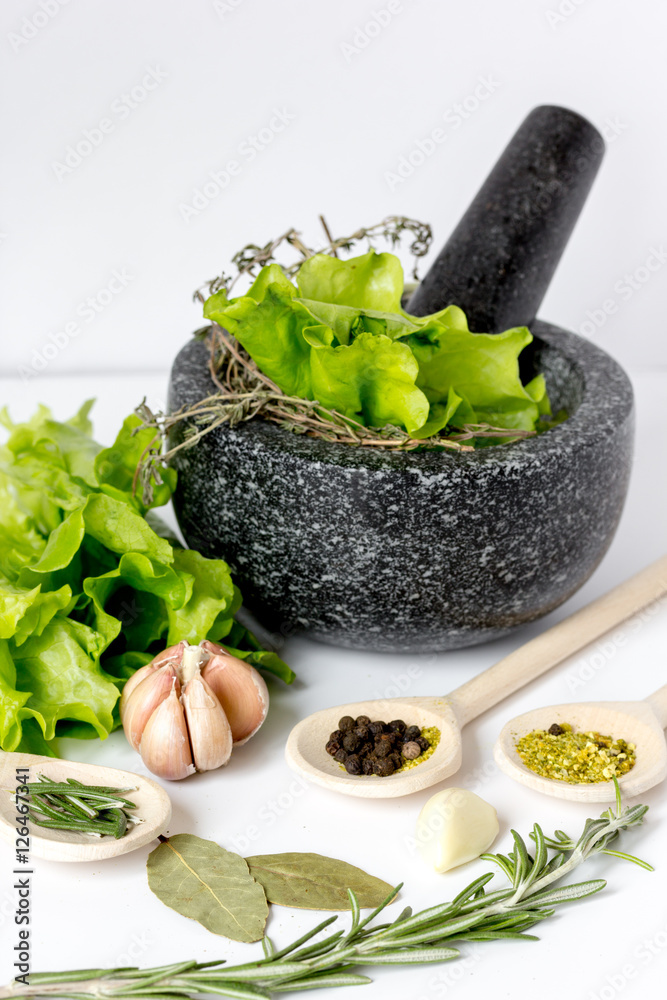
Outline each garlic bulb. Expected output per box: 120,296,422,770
119,641,269,780
415,788,499,873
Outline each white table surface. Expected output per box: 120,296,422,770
1,369,666,1000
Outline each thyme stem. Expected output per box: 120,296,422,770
133,330,536,505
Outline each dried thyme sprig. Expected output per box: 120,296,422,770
1,790,651,999
134,327,535,505
194,215,433,301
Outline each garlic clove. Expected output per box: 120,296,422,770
121,663,179,751
415,788,499,874
179,643,208,684
151,640,188,669
139,680,195,781
120,641,187,706
120,662,161,711
201,651,269,745
181,672,233,771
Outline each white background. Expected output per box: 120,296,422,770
2,0,667,378
2,3,667,1000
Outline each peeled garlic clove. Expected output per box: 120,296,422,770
121,664,179,751
202,652,269,744
139,680,195,781
120,641,187,707
181,672,233,771
415,788,499,873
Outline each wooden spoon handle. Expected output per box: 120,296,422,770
646,684,667,729
448,556,667,727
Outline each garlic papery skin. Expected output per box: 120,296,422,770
119,640,268,779
181,672,233,771
139,680,195,781
201,643,269,744
120,641,186,706
180,643,210,683
415,788,499,874
121,664,179,751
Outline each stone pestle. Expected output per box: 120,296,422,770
406,105,605,332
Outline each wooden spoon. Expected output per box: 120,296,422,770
285,556,667,798
0,752,172,862
494,684,667,802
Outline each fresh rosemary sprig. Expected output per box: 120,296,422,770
24,777,139,840
1,788,651,998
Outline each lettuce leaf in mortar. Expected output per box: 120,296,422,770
204,250,551,437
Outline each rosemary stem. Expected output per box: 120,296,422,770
1,795,651,1000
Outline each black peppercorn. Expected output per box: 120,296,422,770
548,723,565,736
345,755,362,775
402,741,422,760
325,717,433,777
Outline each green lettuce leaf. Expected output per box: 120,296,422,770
166,549,236,645
0,639,41,751
0,404,293,753
205,264,321,398
296,250,405,313
82,493,174,565
203,251,551,439
408,321,548,431
95,413,176,511
12,618,118,742
3,582,74,646
309,331,429,434
204,261,431,433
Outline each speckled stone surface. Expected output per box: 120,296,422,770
407,106,605,330
168,327,634,653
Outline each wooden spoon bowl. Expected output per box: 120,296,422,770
0,752,172,862
286,557,667,798
494,687,667,802
287,697,462,799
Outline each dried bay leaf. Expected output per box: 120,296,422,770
147,834,268,942
246,852,395,910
